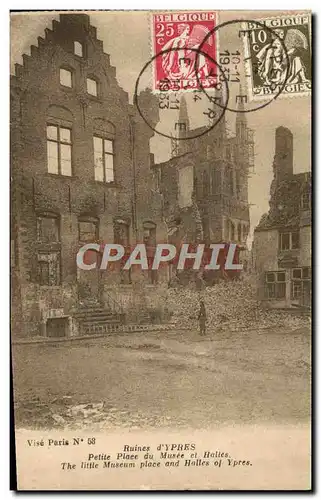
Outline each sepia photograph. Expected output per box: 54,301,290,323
10,9,311,490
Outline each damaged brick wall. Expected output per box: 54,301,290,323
11,13,168,337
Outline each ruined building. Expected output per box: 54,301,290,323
11,14,166,338
252,126,311,308
11,13,254,338
153,94,253,285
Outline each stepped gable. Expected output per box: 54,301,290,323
12,13,118,88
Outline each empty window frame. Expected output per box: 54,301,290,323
74,41,83,57
37,252,61,286
87,77,98,96
60,68,72,88
93,136,114,183
264,271,286,299
279,231,300,251
78,217,99,244
47,124,72,176
37,214,60,242
291,267,311,299
301,186,311,210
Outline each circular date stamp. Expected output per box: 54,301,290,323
134,47,229,140
196,18,292,113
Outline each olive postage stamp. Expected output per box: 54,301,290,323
242,14,312,100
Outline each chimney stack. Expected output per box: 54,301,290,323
274,126,294,184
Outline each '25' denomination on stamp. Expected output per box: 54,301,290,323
242,14,311,100
151,12,218,92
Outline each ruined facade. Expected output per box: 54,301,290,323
11,13,255,338
153,94,253,285
11,14,167,338
252,127,311,309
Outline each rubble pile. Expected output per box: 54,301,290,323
165,277,310,332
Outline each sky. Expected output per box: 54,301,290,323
10,11,311,243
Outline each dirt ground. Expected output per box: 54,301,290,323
12,325,311,430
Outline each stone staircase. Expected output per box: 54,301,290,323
74,306,124,336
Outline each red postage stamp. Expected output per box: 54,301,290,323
151,12,218,92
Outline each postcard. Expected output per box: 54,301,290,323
10,9,311,490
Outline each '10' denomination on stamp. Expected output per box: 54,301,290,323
242,14,312,100
151,12,218,92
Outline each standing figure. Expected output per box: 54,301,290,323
161,23,213,82
256,29,288,87
198,299,207,336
